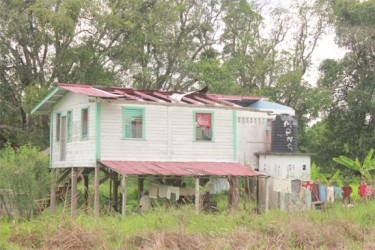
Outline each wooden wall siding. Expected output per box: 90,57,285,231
100,104,235,162
51,93,96,168
101,103,169,161
236,110,270,168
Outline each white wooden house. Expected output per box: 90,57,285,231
32,83,305,215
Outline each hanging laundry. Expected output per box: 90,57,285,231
283,179,292,194
149,183,159,199
359,183,367,198
210,178,230,194
179,188,196,196
342,186,352,200
303,181,312,191
166,186,180,201
158,185,168,198
366,185,373,198
303,187,312,209
311,183,320,202
291,179,301,193
319,185,326,202
139,195,151,212
273,177,283,192
326,186,335,203
334,187,343,200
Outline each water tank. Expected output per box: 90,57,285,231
271,114,298,152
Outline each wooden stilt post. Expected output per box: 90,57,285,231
121,175,127,217
113,172,119,211
50,169,57,215
71,168,78,217
195,177,200,214
94,163,100,218
265,176,269,213
84,174,89,212
138,177,144,202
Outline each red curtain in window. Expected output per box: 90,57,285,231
196,113,211,128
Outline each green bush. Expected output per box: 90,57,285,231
0,144,50,219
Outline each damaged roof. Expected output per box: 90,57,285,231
31,83,263,114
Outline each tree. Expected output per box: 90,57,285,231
333,148,375,183
310,0,375,161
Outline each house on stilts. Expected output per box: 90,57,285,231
31,83,311,216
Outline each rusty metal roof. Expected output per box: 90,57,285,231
100,160,264,177
32,83,263,114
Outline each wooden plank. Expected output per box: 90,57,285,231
71,168,78,217
94,163,100,218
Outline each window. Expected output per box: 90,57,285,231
81,108,89,140
67,110,73,142
123,107,145,139
56,113,61,141
194,112,213,141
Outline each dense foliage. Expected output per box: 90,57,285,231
0,144,50,219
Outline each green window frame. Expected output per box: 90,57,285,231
81,107,89,140
56,112,61,141
122,107,145,140
193,111,214,142
67,110,73,142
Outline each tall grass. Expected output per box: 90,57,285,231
2,200,375,249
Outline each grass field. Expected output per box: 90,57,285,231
1,199,375,249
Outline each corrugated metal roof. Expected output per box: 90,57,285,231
59,84,120,98
100,160,264,177
31,83,267,114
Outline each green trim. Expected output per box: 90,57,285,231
232,110,237,161
55,112,62,142
122,106,146,140
81,106,89,140
96,103,101,160
67,109,73,142
31,87,60,114
193,110,214,142
49,111,53,167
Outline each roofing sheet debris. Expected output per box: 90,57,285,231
100,161,264,177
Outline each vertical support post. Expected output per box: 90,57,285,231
71,168,77,217
265,177,269,213
84,174,89,212
121,175,127,217
113,172,119,211
50,169,57,215
94,163,100,218
195,177,200,214
138,177,144,202
229,176,240,210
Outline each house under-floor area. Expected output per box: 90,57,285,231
49,161,267,216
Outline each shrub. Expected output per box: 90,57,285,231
0,144,50,219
